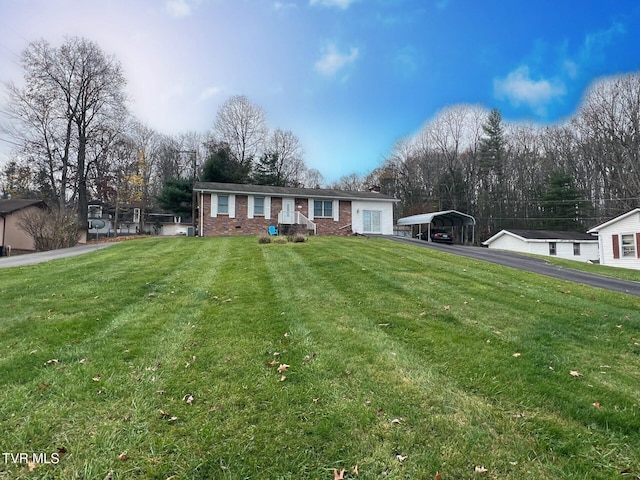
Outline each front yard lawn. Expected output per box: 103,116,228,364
1,236,639,479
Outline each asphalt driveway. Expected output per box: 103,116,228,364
0,243,115,268
388,236,640,297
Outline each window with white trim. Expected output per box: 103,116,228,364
254,197,265,216
218,195,229,215
549,242,557,255
621,234,635,257
314,200,333,218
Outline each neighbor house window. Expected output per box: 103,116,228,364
254,197,265,216
549,242,557,255
573,243,580,256
621,234,635,257
314,200,333,218
218,195,229,215
363,210,381,233
88,205,102,219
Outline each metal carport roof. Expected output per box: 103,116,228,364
397,210,476,243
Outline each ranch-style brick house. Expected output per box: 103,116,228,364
193,182,399,237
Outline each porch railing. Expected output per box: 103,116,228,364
278,211,317,235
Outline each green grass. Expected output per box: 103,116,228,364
1,236,639,479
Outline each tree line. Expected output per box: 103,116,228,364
2,36,640,243
0,37,322,229
366,73,640,240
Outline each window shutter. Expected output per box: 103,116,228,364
229,194,236,218
308,198,314,220
211,194,218,218
612,234,620,259
333,200,339,221
636,233,640,258
247,196,254,219
264,197,271,219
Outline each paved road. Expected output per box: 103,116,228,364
387,236,640,297
0,243,115,268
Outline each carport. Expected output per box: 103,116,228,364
397,210,476,244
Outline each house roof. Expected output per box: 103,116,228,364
587,208,640,233
483,229,597,245
193,182,399,203
397,210,476,227
0,198,45,215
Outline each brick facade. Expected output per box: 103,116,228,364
199,194,353,236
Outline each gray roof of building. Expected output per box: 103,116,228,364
193,182,398,202
506,229,596,241
0,198,46,214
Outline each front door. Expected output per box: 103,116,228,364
281,198,295,224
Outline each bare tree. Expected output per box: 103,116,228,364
214,95,268,167
4,37,127,224
261,128,306,186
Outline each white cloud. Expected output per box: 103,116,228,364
198,85,222,101
494,66,566,115
314,44,359,77
309,0,358,9
165,0,192,18
274,1,298,10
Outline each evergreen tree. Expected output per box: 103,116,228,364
200,143,251,184
156,178,193,217
253,152,285,186
479,108,506,180
539,172,585,230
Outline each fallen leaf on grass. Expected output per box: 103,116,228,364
569,370,582,377
28,461,36,471
391,418,403,425
434,473,442,480
334,469,346,479
44,359,59,366
474,465,488,473
396,454,408,462
266,360,279,367
352,465,359,476
38,382,49,391
79,358,87,364
279,375,287,382
277,363,290,373
103,471,114,480
183,393,194,405
92,376,101,382
512,352,521,357
592,401,602,409
444,305,451,311
159,410,178,421
117,452,129,461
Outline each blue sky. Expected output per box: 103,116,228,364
1,0,640,182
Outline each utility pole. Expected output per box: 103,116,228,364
176,150,198,231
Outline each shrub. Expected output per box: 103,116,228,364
273,236,288,244
258,234,272,244
18,207,81,251
288,233,307,243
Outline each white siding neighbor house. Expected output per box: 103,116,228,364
482,229,599,262
587,208,640,270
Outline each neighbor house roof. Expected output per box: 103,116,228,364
483,229,597,246
397,210,476,227
0,199,46,215
193,182,399,203
587,208,640,233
